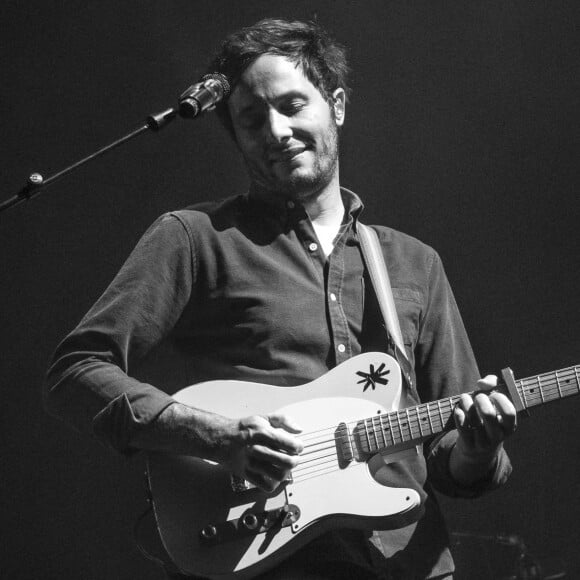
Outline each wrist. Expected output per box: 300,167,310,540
449,439,501,486
130,401,236,461
453,438,503,466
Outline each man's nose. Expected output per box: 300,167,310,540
266,109,292,142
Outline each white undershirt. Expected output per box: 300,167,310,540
312,218,342,257
307,191,345,257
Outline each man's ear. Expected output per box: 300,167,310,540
332,88,346,126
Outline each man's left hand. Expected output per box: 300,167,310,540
450,375,517,484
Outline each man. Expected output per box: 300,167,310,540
45,18,516,580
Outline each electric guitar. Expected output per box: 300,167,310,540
146,352,580,579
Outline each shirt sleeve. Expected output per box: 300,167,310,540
416,251,512,497
427,430,512,498
43,213,194,455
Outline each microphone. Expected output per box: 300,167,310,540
178,73,231,119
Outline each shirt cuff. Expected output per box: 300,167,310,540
92,391,175,456
427,429,513,498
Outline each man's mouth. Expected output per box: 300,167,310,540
269,147,307,163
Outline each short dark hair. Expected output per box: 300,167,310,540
208,18,351,136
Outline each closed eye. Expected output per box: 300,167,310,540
280,100,307,116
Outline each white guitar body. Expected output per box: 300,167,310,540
147,352,424,579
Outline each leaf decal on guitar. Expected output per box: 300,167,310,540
356,363,390,392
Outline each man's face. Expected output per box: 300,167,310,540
228,54,345,201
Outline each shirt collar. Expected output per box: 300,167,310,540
340,187,364,225
246,185,364,226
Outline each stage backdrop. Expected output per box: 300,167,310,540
1,1,579,578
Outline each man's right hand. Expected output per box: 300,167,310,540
223,413,304,492
132,403,303,493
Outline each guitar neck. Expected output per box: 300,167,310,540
356,364,580,455
516,365,580,409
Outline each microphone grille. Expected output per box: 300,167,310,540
202,73,231,99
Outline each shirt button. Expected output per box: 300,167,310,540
337,344,346,353
287,200,295,209
308,242,318,252
329,293,337,301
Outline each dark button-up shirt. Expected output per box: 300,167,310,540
45,188,511,578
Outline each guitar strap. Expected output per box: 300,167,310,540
357,223,416,398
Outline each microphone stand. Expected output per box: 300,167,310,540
0,106,179,214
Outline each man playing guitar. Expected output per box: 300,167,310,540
45,18,517,580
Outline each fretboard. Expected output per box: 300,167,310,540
355,364,580,455
516,365,580,409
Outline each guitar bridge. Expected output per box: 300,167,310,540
230,474,254,492
230,473,293,493
199,504,301,545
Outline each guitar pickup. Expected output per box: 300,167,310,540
199,504,301,545
335,422,354,467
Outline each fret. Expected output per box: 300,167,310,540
426,403,435,435
436,400,444,429
447,397,455,422
534,375,542,404
564,369,576,395
397,411,405,442
555,370,563,399
518,378,528,409
404,409,413,441
451,396,461,424
565,367,579,396
548,372,560,401
371,417,380,452
377,414,385,450
416,406,425,437
538,375,545,404
381,413,394,447
387,413,398,445
394,413,404,445
363,420,371,454
440,398,452,425
425,402,436,431
377,415,387,448
526,376,539,406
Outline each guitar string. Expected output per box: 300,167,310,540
290,372,579,475
225,369,580,487
296,404,450,460
519,371,579,403
297,399,456,445
287,367,579,460
224,371,580,487
301,369,578,446
296,399,457,456
291,374,580,482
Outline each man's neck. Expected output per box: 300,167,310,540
302,175,344,226
250,175,345,223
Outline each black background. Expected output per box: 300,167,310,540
1,1,579,578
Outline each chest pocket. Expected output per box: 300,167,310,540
392,287,422,346
392,288,423,396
